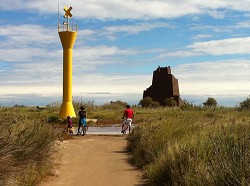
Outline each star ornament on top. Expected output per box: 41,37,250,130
63,6,73,18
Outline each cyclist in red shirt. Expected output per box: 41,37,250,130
121,105,134,134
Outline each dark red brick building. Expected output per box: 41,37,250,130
143,66,183,106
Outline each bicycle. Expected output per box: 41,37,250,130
77,125,88,136
121,118,132,134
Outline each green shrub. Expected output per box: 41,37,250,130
239,96,250,110
139,97,160,108
101,100,127,110
180,99,195,110
164,97,177,107
203,97,217,107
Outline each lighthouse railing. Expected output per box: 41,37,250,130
58,22,78,32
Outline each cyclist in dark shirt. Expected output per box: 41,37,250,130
78,106,87,135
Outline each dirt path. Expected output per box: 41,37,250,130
41,135,144,186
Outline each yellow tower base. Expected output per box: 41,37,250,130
59,102,76,119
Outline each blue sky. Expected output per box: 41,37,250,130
0,0,250,107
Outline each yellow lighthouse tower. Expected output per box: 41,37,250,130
58,6,77,119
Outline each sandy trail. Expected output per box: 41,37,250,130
41,135,144,186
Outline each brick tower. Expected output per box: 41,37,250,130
143,66,182,106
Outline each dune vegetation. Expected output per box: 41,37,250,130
127,106,250,186
0,98,249,185
0,100,129,185
0,106,58,185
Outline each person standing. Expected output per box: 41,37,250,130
67,116,73,135
121,105,134,134
78,106,87,135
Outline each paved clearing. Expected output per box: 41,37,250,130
41,135,144,186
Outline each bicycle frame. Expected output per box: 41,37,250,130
77,125,88,136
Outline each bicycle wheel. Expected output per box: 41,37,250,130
122,125,128,134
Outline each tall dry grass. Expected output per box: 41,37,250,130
1,103,249,185
0,106,57,185
127,107,250,186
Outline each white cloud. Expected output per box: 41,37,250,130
76,21,173,42
1,1,250,107
0,25,57,47
0,22,144,99
192,34,213,41
174,59,250,97
2,22,249,105
206,10,228,19
74,45,135,62
2,0,250,20
234,20,250,29
188,37,250,55
159,50,201,58
0,24,60,63
77,29,97,41
73,74,151,94
0,48,59,62
0,27,148,100
104,22,172,34
0,85,61,96
161,37,250,58
0,73,152,102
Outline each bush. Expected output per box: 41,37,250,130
203,97,217,107
239,96,250,110
139,97,160,108
180,99,195,110
101,100,127,110
164,97,177,107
